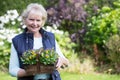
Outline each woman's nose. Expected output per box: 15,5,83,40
33,20,37,26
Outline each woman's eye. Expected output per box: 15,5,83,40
28,18,41,22
37,19,41,21
29,19,34,21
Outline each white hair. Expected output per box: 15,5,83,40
21,3,47,26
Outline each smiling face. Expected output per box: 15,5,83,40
25,10,43,34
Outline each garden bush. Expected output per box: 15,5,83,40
104,35,120,73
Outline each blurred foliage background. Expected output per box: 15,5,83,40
1,0,120,74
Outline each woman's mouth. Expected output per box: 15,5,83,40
31,25,39,28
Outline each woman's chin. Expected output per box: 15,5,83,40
28,29,39,33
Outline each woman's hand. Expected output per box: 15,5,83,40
17,68,27,77
56,57,69,69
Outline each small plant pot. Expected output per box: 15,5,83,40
24,63,56,76
39,64,55,73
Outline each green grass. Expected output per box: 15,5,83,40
1,71,120,80
0,72,16,80
60,72,120,80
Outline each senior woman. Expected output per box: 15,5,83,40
9,3,69,80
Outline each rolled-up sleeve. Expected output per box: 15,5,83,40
9,43,20,77
55,40,66,58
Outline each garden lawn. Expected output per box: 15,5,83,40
60,72,120,80
0,72,16,80
1,71,120,80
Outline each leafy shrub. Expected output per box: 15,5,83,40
0,9,22,71
85,6,120,45
104,35,120,72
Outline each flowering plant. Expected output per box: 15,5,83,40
21,50,37,65
21,48,58,65
39,49,58,65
